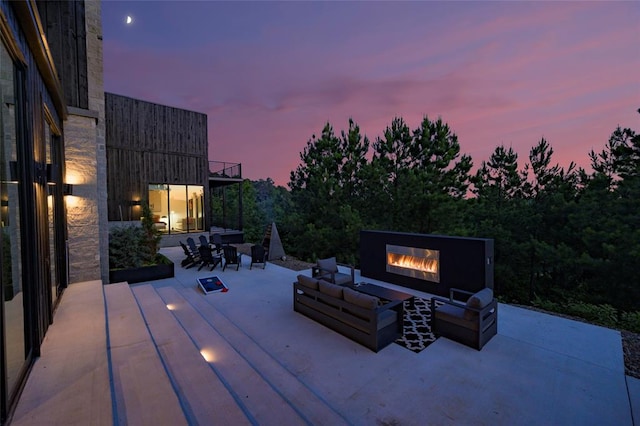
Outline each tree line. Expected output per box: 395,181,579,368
217,112,640,329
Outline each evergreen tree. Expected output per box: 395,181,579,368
288,120,368,263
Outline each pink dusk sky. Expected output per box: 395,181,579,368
102,1,639,187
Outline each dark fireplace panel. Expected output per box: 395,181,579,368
360,231,493,297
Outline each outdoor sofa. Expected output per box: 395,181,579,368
293,275,403,352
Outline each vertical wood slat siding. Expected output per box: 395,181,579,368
35,0,88,109
105,93,208,221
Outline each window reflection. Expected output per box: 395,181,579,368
1,39,26,400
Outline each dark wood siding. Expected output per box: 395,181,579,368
105,93,209,221
1,2,67,420
36,0,88,109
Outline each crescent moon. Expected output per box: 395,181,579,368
126,16,132,24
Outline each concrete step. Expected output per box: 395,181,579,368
11,280,112,426
173,286,349,425
155,286,306,425
131,284,251,425
103,282,187,425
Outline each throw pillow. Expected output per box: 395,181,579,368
317,257,338,273
318,280,343,298
343,287,379,310
466,288,494,309
297,275,319,290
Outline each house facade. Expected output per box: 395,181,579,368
0,1,242,421
105,93,210,235
0,1,107,422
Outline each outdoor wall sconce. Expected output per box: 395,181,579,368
62,183,73,196
131,200,141,206
8,161,18,183
46,163,58,184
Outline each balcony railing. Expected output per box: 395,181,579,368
209,161,242,179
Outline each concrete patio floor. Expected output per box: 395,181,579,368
11,245,637,425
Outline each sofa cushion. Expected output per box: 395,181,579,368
318,280,343,298
332,273,353,286
343,287,379,310
297,275,319,290
466,288,494,309
317,257,338,273
435,304,479,331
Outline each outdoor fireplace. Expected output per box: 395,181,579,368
360,231,494,297
386,244,439,283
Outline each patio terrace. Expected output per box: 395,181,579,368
9,245,638,425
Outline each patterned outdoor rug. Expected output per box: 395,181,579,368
395,297,442,353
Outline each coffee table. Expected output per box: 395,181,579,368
351,282,415,309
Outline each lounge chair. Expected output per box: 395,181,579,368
179,241,198,269
430,288,498,350
186,237,199,258
312,257,354,286
222,245,242,271
209,233,224,254
198,245,222,271
250,244,266,269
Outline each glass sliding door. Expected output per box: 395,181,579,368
148,184,169,233
1,41,28,417
187,185,204,232
148,184,204,234
169,184,187,232
44,123,60,307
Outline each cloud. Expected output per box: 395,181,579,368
103,1,639,186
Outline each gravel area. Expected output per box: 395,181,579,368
236,243,640,379
235,243,314,271
622,331,640,379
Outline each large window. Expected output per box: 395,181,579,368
148,184,204,233
1,37,27,415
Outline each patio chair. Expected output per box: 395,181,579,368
430,287,498,350
186,237,199,257
250,244,266,270
222,245,242,271
198,234,210,248
179,241,199,269
209,233,224,254
198,245,222,271
312,257,354,286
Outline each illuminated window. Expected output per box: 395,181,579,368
148,184,203,234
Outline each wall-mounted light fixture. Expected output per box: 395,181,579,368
131,200,141,206
62,183,74,196
46,163,58,184
8,161,18,183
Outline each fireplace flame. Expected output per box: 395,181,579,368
387,253,438,274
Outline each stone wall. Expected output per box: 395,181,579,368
65,112,101,282
65,0,108,284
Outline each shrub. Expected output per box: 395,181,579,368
566,300,617,328
109,225,153,269
620,311,640,333
140,201,162,256
533,294,640,332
